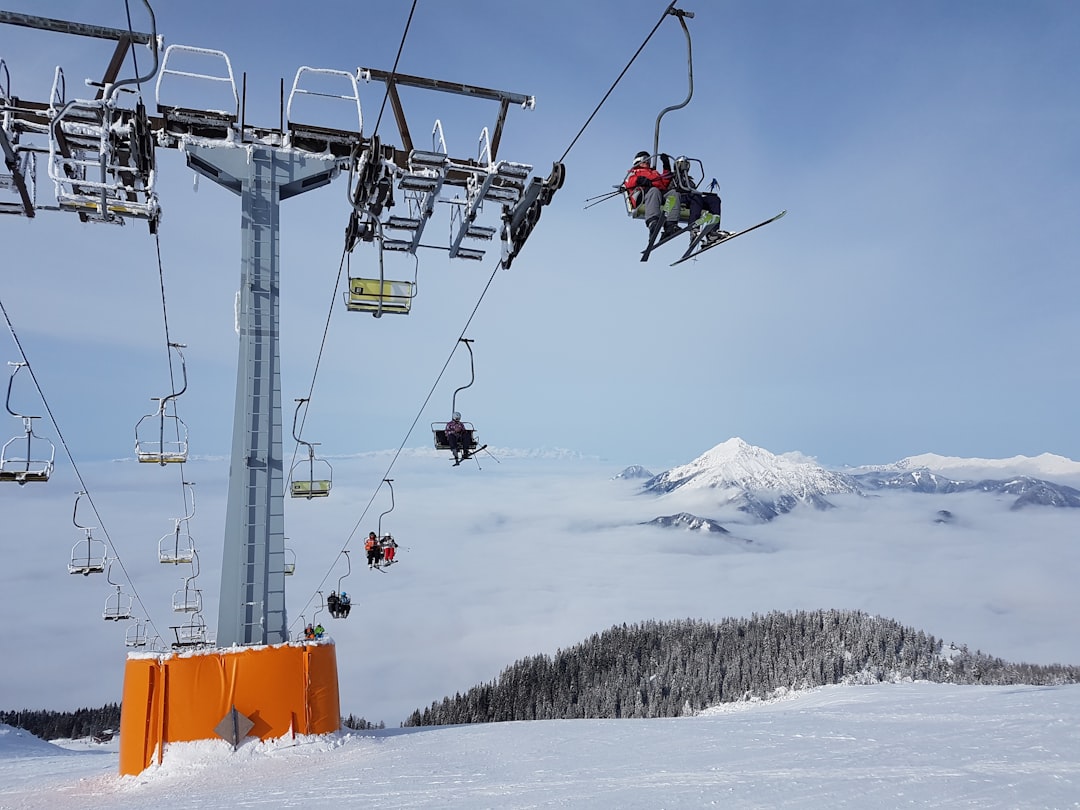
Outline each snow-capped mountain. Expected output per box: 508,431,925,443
853,452,1080,483
853,471,1080,510
613,465,653,480
643,512,730,533
638,439,1080,522
643,438,862,520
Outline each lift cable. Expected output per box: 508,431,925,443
285,245,350,492
285,2,418,480
369,0,419,140
557,0,679,164
291,256,500,632
295,0,669,620
0,294,164,642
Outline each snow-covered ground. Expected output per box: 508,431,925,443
3,682,1078,809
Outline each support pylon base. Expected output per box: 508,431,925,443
119,641,340,775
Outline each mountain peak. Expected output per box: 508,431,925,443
642,438,861,518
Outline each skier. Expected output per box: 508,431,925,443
623,151,680,243
382,535,399,566
670,156,730,247
365,531,381,568
327,590,340,618
445,412,471,465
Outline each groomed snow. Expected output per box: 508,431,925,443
3,682,1078,809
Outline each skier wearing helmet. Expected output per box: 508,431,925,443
623,150,680,246
445,412,470,465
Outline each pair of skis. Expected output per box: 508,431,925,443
640,210,787,265
452,445,487,466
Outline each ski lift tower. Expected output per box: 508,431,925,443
2,4,561,776
154,57,346,648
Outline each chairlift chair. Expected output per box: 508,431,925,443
102,565,134,621
171,614,208,648
285,66,363,156
283,543,296,576
134,344,189,464
432,338,485,462
343,150,418,316
172,577,203,613
124,619,148,648
69,531,107,576
329,551,352,618
158,482,196,564
155,44,239,141
289,398,332,498
1,362,56,484
623,154,703,223
68,491,106,575
171,550,202,612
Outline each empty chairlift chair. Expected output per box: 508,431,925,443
102,565,134,621
135,343,190,465
154,44,239,142
289,398,332,498
158,482,196,564
0,362,55,484
69,491,106,575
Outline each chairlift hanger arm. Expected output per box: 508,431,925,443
450,338,475,415
652,6,694,160
376,478,395,536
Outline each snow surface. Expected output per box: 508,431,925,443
2,683,1078,809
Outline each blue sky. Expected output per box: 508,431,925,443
1,0,1079,719
0,0,1076,472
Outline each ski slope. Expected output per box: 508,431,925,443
3,682,1078,809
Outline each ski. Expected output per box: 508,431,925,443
641,223,688,262
452,444,488,466
670,210,787,267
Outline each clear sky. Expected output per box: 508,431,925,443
1,1,1078,719
1,0,1077,471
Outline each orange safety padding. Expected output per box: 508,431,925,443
119,642,339,776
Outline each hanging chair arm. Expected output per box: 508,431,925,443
652,9,694,160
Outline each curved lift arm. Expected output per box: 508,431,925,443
450,338,476,417
651,7,695,163
376,478,395,537
4,362,39,419
336,549,352,595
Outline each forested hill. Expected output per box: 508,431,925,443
404,610,1080,726
0,704,120,741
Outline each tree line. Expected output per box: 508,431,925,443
403,609,1080,726
1,704,121,741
